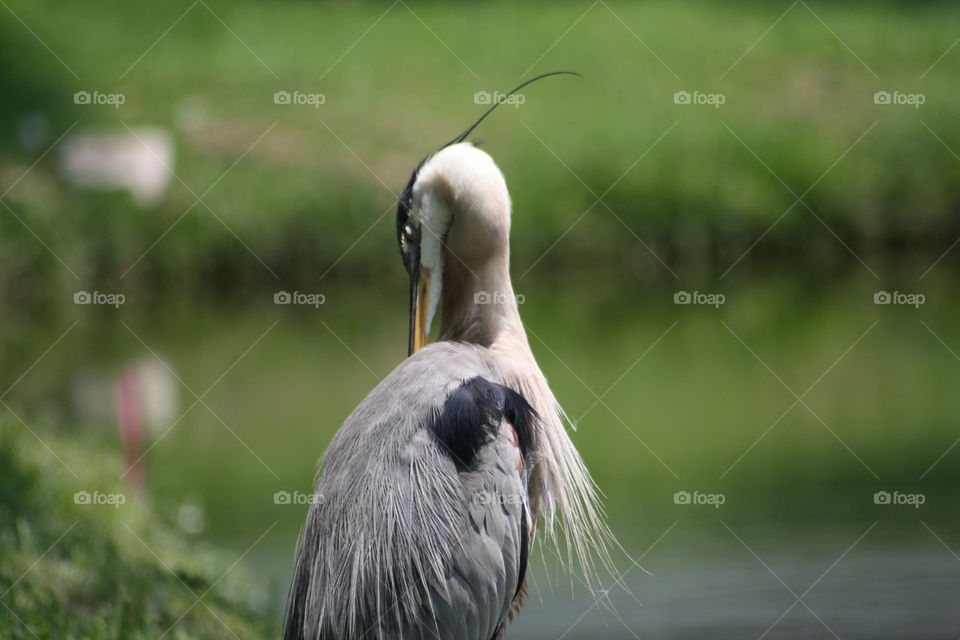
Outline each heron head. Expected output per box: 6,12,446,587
397,71,580,356
398,144,511,356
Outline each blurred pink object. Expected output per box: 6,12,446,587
116,367,145,491
110,358,178,490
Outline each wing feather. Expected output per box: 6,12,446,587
283,343,534,640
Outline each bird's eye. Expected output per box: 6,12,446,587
404,223,420,243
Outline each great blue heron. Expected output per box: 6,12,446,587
284,73,614,640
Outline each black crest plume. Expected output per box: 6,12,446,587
440,70,581,149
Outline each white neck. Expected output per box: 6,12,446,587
412,143,529,353
438,246,528,351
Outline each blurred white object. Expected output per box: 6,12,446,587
74,357,179,435
60,127,175,206
177,499,207,534
131,358,179,433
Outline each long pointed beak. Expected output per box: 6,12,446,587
408,266,430,356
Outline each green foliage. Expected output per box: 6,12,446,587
0,422,271,639
1,0,959,302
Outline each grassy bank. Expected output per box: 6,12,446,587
2,0,959,302
0,421,272,639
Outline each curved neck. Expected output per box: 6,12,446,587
438,248,529,354
414,143,528,355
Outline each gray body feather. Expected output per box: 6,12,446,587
284,342,529,640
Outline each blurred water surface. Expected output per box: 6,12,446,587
4,269,957,636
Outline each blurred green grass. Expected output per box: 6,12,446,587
0,421,271,639
2,0,959,302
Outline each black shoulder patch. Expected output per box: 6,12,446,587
429,377,536,471
501,385,534,461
